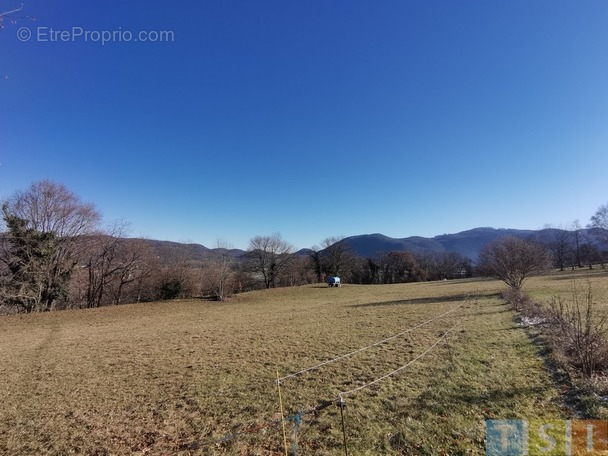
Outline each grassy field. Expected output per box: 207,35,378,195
2,271,605,455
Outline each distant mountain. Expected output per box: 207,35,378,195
143,240,246,263
294,248,315,257
144,241,310,263
338,227,601,261
138,227,604,264
344,233,445,258
432,228,536,260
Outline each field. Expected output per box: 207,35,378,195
1,270,607,455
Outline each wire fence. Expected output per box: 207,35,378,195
338,328,454,399
182,299,471,454
278,303,463,383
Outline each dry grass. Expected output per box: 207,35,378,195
0,277,576,455
526,267,608,306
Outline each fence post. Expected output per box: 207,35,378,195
338,395,349,456
276,371,289,456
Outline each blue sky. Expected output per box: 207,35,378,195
1,1,607,250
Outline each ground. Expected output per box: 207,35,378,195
1,270,606,455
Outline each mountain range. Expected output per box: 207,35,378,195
340,227,538,259
145,227,600,263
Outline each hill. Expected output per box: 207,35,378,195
135,227,604,264
144,239,246,262
340,227,601,261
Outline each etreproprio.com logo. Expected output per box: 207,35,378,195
17,26,175,45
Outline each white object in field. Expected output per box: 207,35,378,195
327,276,341,287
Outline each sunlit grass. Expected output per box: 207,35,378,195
0,276,585,455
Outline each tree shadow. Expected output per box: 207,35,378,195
348,294,476,308
479,307,513,316
436,384,548,410
550,269,608,280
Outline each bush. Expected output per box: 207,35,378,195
505,281,608,379
159,279,182,300
479,236,551,290
546,283,608,377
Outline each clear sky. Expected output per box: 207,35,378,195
1,1,607,250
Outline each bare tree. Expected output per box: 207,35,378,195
84,231,120,309
201,239,236,301
154,246,198,300
284,254,315,286
382,251,428,283
321,236,356,277
479,236,551,291
579,243,601,270
83,222,154,308
543,225,574,271
310,236,356,282
0,3,32,29
355,256,381,284
111,238,155,304
247,233,294,288
589,203,608,233
1,181,100,311
309,248,323,283
572,220,583,269
4,180,99,237
589,204,608,260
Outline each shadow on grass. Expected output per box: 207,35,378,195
409,335,554,417
478,308,513,316
440,384,547,410
549,269,608,280
349,293,501,308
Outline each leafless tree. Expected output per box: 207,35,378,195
1,180,100,311
479,236,551,291
589,203,608,233
382,251,428,283
111,238,155,304
579,243,601,270
154,246,198,300
0,3,30,28
359,256,381,284
321,236,356,277
572,220,584,269
83,222,125,308
543,224,574,271
247,233,294,288
3,180,99,237
83,222,155,308
436,252,472,280
201,239,236,301
284,255,315,286
310,236,356,282
309,248,323,283
589,204,608,260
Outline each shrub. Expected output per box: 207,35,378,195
546,283,608,378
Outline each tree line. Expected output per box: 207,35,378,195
1,180,607,313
